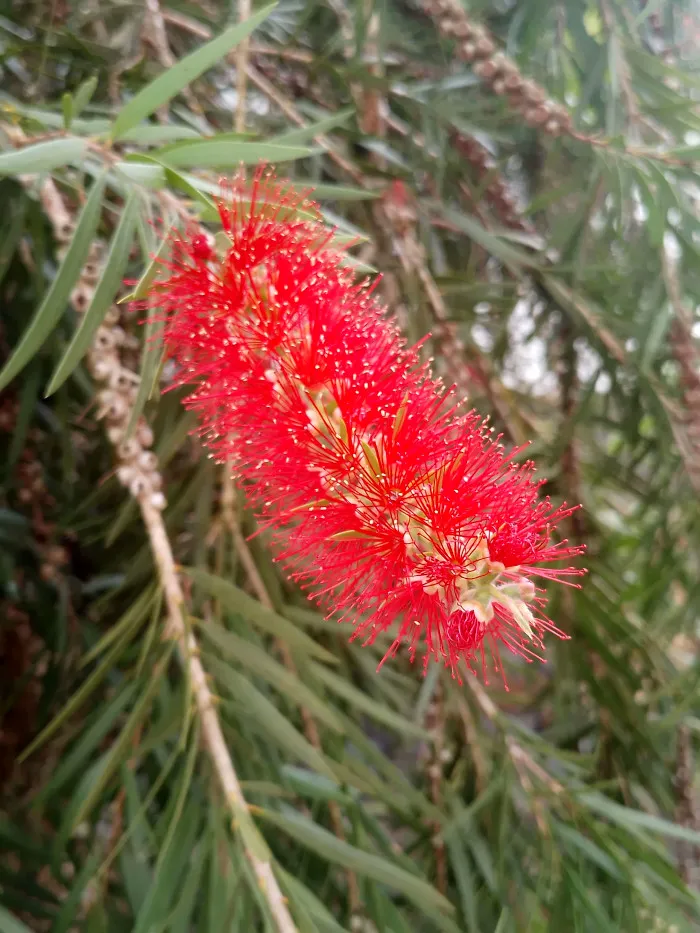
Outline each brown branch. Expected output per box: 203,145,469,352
421,0,574,138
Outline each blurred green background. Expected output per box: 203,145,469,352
1,1,700,931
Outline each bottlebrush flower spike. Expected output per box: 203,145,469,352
146,165,585,684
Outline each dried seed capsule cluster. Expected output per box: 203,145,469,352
423,0,573,137
53,223,165,511
450,130,533,233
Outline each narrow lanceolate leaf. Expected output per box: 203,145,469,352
33,684,138,802
256,809,457,922
183,566,337,663
581,791,700,846
440,204,539,273
276,869,349,933
0,137,86,176
309,662,430,740
70,646,173,829
270,108,354,145
199,622,344,732
110,4,276,139
61,93,73,129
18,633,128,763
114,161,166,188
124,220,172,437
218,671,337,779
119,124,201,144
45,189,140,395
0,172,106,391
148,139,312,168
72,75,98,117
0,905,35,933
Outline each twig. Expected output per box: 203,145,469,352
246,64,365,184
235,0,252,133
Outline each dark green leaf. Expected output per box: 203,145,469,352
0,172,106,391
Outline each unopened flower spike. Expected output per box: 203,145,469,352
144,164,586,686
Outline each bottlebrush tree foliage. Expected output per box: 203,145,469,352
1,2,699,932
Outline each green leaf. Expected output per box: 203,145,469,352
114,161,166,188
494,907,512,933
309,662,430,739
0,198,27,291
271,108,354,145
147,139,312,168
34,683,137,802
72,75,98,117
169,838,207,933
281,767,354,807
45,188,140,395
132,806,201,933
440,204,539,273
123,219,172,437
51,847,104,933
80,586,155,667
199,622,344,732
183,567,337,663
257,809,457,923
61,93,73,130
552,822,624,879
581,791,700,846
0,137,86,176
140,161,217,213
219,671,337,779
18,631,129,763
121,125,203,145
276,868,349,933
6,363,40,474
296,182,376,201
0,906,33,933
0,172,106,391
154,724,200,873
445,835,479,933
71,648,173,830
111,4,276,139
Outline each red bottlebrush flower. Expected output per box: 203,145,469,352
146,165,585,684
